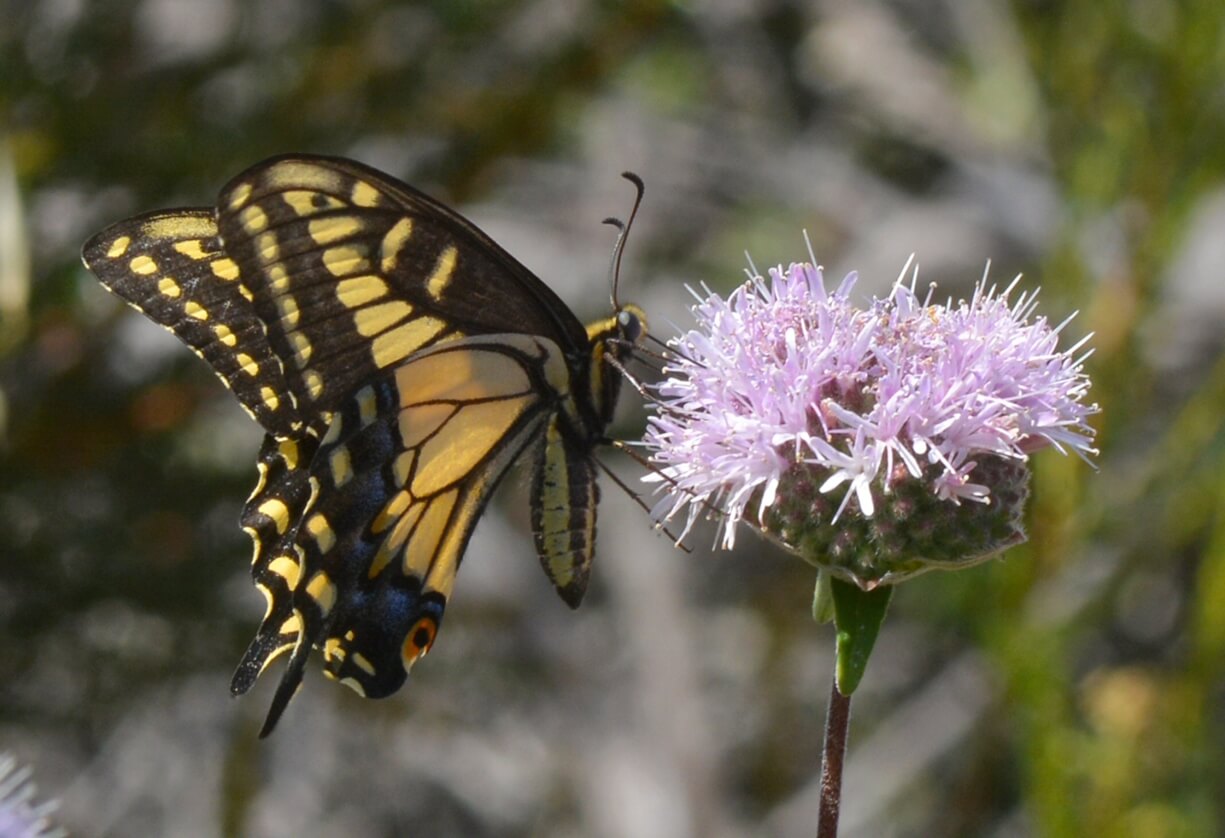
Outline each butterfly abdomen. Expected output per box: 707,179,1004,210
528,304,647,608
530,415,600,608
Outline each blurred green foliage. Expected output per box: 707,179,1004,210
2,1,1224,836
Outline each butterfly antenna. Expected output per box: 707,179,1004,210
602,171,645,309
593,452,692,553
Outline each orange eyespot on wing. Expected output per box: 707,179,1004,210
403,615,439,665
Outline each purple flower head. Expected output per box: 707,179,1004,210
0,754,64,838
643,255,1098,587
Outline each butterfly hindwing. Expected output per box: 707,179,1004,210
82,211,303,437
251,335,564,734
229,433,320,696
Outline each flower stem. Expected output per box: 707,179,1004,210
817,673,852,838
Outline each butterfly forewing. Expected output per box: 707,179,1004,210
213,156,589,434
82,211,303,436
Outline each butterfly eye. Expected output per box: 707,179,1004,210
402,616,438,665
617,307,645,344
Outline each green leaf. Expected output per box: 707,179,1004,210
831,577,893,696
812,570,835,623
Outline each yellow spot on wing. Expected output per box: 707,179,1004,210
425,245,458,301
283,191,315,217
278,613,303,636
228,182,254,210
356,386,377,426
277,437,299,468
354,301,412,337
321,415,343,447
259,643,296,676
184,301,208,320
254,581,274,617
257,232,280,264
371,316,447,368
236,353,260,376
131,255,158,275
289,332,312,367
107,236,131,258
248,462,270,503
268,265,289,292
351,179,381,207
323,637,345,661
351,652,376,675
157,277,182,298
265,161,344,195
306,514,336,554
211,258,240,281
278,295,300,327
283,190,343,217
412,396,533,496
259,498,291,535
173,239,209,260
379,217,414,272
309,215,362,245
140,215,218,241
304,370,325,400
336,274,388,307
268,554,301,589
329,446,353,487
323,246,370,277
260,386,280,411
240,204,268,233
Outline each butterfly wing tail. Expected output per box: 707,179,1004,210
258,632,314,737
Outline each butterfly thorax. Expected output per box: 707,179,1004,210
580,302,647,432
